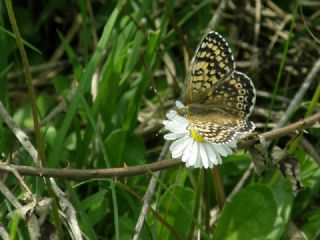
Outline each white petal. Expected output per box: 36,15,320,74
202,143,214,168
163,120,169,126
165,110,188,126
170,137,182,152
182,138,193,163
221,145,233,155
164,132,187,140
212,144,228,157
228,139,237,148
214,148,223,164
172,116,189,126
199,144,209,169
194,143,203,168
194,158,202,168
175,100,185,109
188,141,199,167
205,143,218,165
192,157,199,168
171,136,189,158
203,144,217,168
166,110,177,120
164,121,188,133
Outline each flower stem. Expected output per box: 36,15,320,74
212,167,226,209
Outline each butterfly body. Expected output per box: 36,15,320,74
182,31,256,144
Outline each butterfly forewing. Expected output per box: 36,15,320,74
183,31,256,144
185,31,235,104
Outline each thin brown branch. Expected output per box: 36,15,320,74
0,158,181,180
238,111,320,149
0,111,319,180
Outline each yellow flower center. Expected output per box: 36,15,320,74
190,128,205,142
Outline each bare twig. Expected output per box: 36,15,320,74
49,14,82,62
0,224,9,240
301,137,320,166
0,181,42,239
3,162,36,204
267,15,292,52
132,141,170,240
0,181,21,209
7,59,79,80
275,58,320,129
239,111,320,148
256,90,290,103
253,0,261,46
0,101,39,165
228,163,254,200
85,0,98,47
0,112,319,180
50,180,83,240
207,0,229,31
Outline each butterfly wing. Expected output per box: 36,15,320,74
204,71,256,119
190,115,255,144
184,31,235,105
183,32,256,144
188,72,256,144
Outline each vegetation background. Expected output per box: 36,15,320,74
0,0,319,239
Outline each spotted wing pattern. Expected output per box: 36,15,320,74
190,115,255,144
205,71,256,119
185,31,256,144
184,31,235,104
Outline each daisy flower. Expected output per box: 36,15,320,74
163,101,237,169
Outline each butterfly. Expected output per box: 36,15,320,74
179,31,256,144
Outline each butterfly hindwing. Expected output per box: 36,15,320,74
184,31,235,104
190,115,255,144
204,71,256,119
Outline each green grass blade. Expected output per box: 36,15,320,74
0,25,42,54
49,3,121,165
265,1,299,129
80,96,119,239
